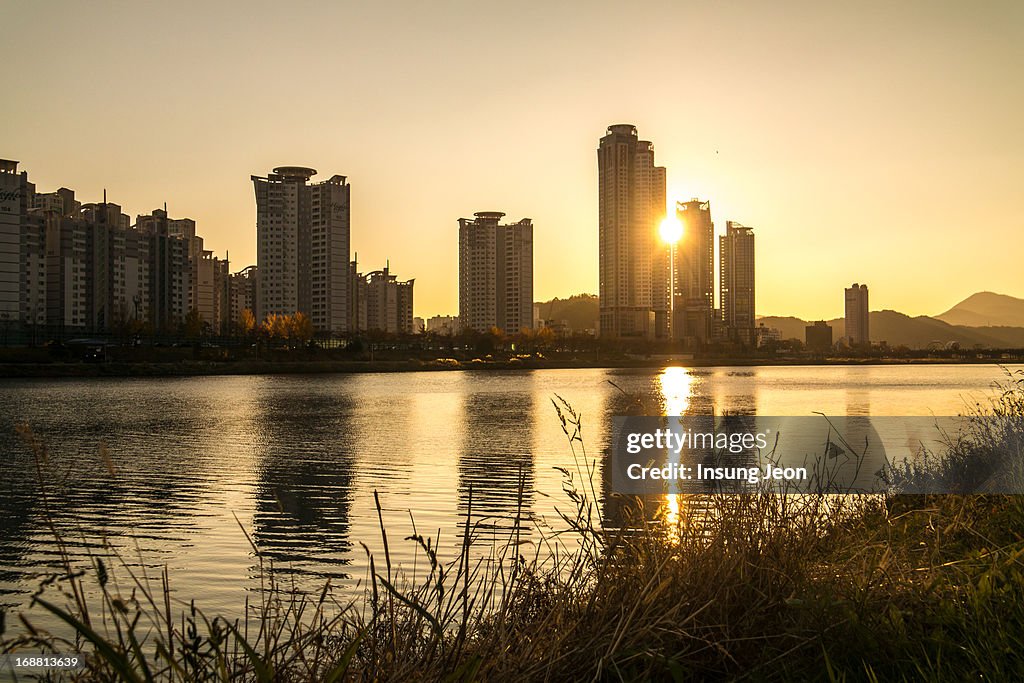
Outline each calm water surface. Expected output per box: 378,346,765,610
0,364,1018,627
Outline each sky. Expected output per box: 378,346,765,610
2,0,1022,320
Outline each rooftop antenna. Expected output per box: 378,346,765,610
103,188,107,204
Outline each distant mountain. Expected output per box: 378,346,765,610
541,291,1024,348
936,292,1024,328
534,294,599,331
757,310,1024,349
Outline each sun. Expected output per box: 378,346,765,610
659,215,683,244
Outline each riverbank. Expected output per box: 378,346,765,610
0,355,1019,378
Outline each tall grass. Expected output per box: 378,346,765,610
2,370,1024,681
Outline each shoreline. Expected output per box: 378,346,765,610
0,356,1020,379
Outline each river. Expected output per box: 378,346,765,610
0,364,1018,625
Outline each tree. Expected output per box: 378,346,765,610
288,312,314,347
184,308,205,339
261,312,315,348
238,308,256,337
261,313,288,341
472,326,505,355
518,327,536,351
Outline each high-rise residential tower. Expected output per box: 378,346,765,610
458,211,533,334
135,209,191,333
228,265,258,331
348,260,415,334
252,166,350,335
597,124,667,339
719,221,756,346
674,199,714,345
0,160,31,323
845,283,869,346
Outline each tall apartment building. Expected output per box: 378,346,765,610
458,211,533,334
252,166,350,335
158,216,230,333
364,264,414,334
22,211,47,328
395,278,414,335
348,259,367,332
719,221,756,346
29,189,79,329
597,124,667,339
43,211,89,329
194,250,217,328
845,283,869,346
121,222,151,325
0,160,31,323
674,199,714,345
214,257,231,334
81,201,134,330
136,209,191,332
228,265,258,331
348,260,415,334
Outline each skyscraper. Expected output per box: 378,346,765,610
719,221,756,346
252,166,350,335
458,211,533,334
674,199,714,345
845,283,869,346
597,124,667,339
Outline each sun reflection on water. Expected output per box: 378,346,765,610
658,367,695,528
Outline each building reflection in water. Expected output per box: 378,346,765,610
0,460,38,608
599,367,700,528
843,385,877,489
0,383,227,598
457,374,536,544
599,366,766,528
250,382,356,580
846,385,871,417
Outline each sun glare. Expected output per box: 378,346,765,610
659,215,683,244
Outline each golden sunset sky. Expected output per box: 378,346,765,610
3,1,1021,320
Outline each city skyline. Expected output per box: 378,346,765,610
3,2,1022,320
